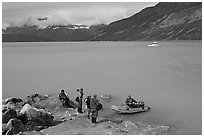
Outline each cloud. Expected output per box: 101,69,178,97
2,2,157,27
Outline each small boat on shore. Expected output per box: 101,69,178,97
148,42,159,47
111,104,150,114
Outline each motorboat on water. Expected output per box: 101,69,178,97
101,94,111,100
111,104,150,114
148,42,159,47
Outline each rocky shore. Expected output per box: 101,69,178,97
2,93,171,135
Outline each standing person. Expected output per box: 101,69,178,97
84,95,91,119
76,88,84,113
90,94,99,123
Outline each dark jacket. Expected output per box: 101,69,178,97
84,97,91,108
59,92,68,100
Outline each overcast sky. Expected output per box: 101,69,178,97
2,2,158,28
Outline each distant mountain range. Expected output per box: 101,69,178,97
2,24,105,42
2,2,202,42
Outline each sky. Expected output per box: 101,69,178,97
2,2,158,28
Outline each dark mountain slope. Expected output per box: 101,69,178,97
92,2,202,41
2,25,99,42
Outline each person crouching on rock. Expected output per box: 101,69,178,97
59,89,69,107
90,94,99,123
84,95,91,119
76,88,84,113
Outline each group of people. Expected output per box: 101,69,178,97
59,89,142,123
59,88,101,123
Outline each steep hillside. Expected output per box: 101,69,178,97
92,2,202,41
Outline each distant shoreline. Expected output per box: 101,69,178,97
2,40,202,43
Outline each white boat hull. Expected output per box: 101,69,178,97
148,44,159,47
101,94,111,99
111,105,150,114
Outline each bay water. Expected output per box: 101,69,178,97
2,41,202,134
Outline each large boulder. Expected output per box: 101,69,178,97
24,96,35,105
2,98,12,105
2,123,7,135
20,104,32,114
16,113,29,125
2,109,17,123
34,93,49,101
2,101,15,110
23,94,50,105
3,97,23,105
2,98,24,113
5,118,25,135
20,104,54,126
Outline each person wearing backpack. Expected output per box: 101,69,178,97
89,94,99,123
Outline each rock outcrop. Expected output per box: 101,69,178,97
5,118,25,135
2,109,17,124
2,93,172,135
20,104,54,126
2,94,57,135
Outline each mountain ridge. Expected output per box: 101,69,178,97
92,2,201,41
2,2,202,42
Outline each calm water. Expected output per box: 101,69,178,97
2,41,202,134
